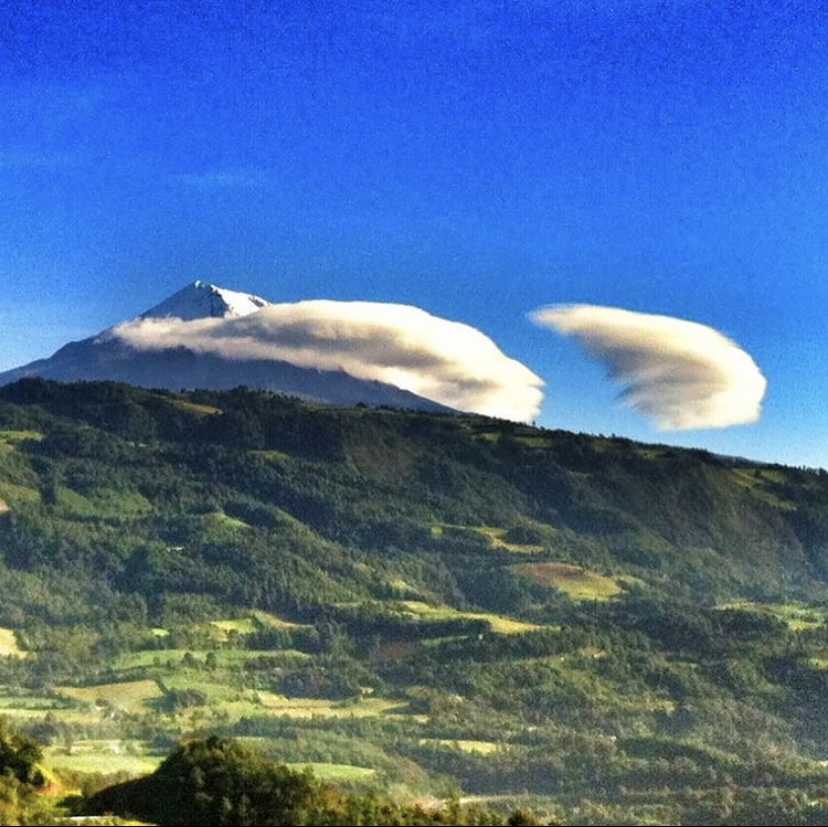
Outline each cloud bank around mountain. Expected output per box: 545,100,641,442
530,304,767,430
108,300,545,421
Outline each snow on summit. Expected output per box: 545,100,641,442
110,282,545,420
0,279,545,421
140,280,271,321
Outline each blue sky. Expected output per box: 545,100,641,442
2,0,827,468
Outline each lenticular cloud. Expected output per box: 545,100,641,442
530,304,767,430
108,300,545,422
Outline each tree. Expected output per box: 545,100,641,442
84,735,323,826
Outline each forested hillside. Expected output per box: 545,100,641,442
0,378,827,824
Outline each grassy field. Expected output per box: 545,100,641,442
511,561,625,601
45,741,163,776
420,739,505,755
718,600,827,630
169,399,222,416
0,429,43,442
0,481,40,505
287,762,378,781
474,526,545,554
254,692,413,719
54,681,164,713
397,600,544,634
0,627,24,657
112,647,312,672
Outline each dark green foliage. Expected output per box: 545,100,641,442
0,717,44,788
84,735,504,826
156,687,208,712
86,735,322,825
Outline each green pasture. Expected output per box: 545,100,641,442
718,600,826,630
55,681,164,713
420,739,505,755
512,433,554,449
159,674,245,703
0,627,24,657
45,740,162,776
0,480,40,505
397,600,543,634
169,398,221,416
0,691,112,725
255,691,410,718
726,467,796,509
0,429,43,442
474,526,545,554
287,762,378,781
0,694,55,710
208,611,311,637
434,523,547,553
209,511,250,531
511,561,624,601
251,449,296,462
54,485,153,519
0,690,67,712
251,610,310,629
207,617,258,637
112,647,311,673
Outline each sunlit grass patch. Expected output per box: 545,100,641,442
397,600,543,634
169,399,221,416
513,434,554,448
512,561,624,601
249,449,293,463
420,738,504,755
112,647,311,673
485,615,545,634
251,609,310,629
55,486,96,515
435,523,551,553
718,600,825,630
0,693,53,709
0,690,68,712
474,526,544,553
287,762,378,781
0,481,40,505
210,511,250,530
44,740,162,776
0,429,43,441
158,675,241,702
252,692,414,720
0,627,24,657
55,680,164,712
208,617,258,636
726,468,796,509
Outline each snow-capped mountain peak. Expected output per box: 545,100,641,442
0,280,541,419
139,280,271,321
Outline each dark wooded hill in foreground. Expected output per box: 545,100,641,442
0,378,827,825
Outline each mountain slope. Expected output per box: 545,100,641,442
0,377,825,602
0,281,454,413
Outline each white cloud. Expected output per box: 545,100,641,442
530,304,767,430
107,300,545,421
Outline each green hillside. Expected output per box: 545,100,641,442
0,378,827,824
